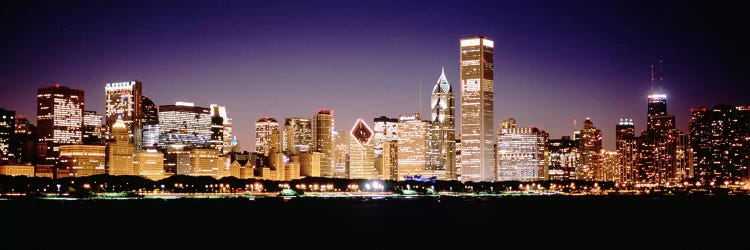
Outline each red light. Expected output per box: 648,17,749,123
55,84,60,88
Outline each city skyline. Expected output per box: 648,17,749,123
1,0,747,152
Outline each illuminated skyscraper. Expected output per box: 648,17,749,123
496,119,548,181
578,118,602,181
459,35,495,182
105,81,142,140
140,96,159,150
397,114,430,180
255,117,278,156
690,105,750,182
0,108,15,161
158,102,212,148
615,119,635,150
428,68,457,180
373,116,398,157
332,130,349,178
348,119,376,179
108,119,134,175
13,115,36,163
210,104,233,155
548,136,578,181
313,109,334,177
283,117,312,154
37,85,85,160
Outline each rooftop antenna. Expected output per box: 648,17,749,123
658,58,664,92
650,64,655,94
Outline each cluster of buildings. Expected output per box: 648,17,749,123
1,36,748,185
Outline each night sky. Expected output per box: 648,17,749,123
1,0,747,151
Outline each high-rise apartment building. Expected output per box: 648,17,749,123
460,35,495,182
313,109,334,177
428,68,457,180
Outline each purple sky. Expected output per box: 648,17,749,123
1,0,747,151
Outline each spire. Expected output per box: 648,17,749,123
437,66,448,84
650,64,655,94
434,66,451,93
658,59,664,92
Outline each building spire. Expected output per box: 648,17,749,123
658,58,664,92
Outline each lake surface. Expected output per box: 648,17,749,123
1,195,747,249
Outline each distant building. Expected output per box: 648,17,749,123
37,85,85,161
58,145,106,177
108,119,134,175
82,110,103,145
348,119,376,179
189,148,223,178
397,114,430,180
158,102,212,148
379,140,398,180
0,164,35,177
300,151,322,177
332,130,349,179
496,118,548,181
548,136,578,181
577,118,602,181
140,96,159,150
283,117,312,154
0,108,15,161
690,105,750,182
373,116,398,157
255,117,278,156
105,81,142,141
210,104,233,155
134,149,164,180
313,109,334,177
428,68,457,180
13,115,36,163
460,35,495,182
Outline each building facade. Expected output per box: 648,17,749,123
428,68,457,180
397,114,430,180
348,119,376,179
496,119,548,181
459,35,495,182
105,81,142,140
108,119,134,175
313,109,334,177
37,85,85,161
283,117,312,154
690,105,750,182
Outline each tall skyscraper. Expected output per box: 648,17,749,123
82,111,103,145
397,114,430,180
210,104,233,155
615,118,635,150
140,96,159,150
348,119,376,179
108,119,134,176
255,117,279,156
459,35,495,182
690,105,750,182
0,108,15,161
428,68,457,180
158,102,212,148
105,81,142,140
313,109,334,177
578,118,602,181
496,118,548,181
13,115,36,163
283,117,312,154
37,85,85,160
372,116,398,156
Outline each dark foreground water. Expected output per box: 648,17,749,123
2,195,749,249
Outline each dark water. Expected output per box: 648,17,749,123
1,195,748,249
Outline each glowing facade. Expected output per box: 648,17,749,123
348,119,376,179
460,36,495,182
397,114,430,180
548,136,578,181
496,119,548,181
313,109,334,177
283,117,312,154
108,119,134,176
428,68,457,180
82,111,103,145
58,145,106,177
332,130,349,178
373,116,398,156
104,81,142,140
577,118,602,181
134,149,165,180
255,117,279,156
158,102,212,148
0,108,14,160
690,105,750,182
210,104,233,155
